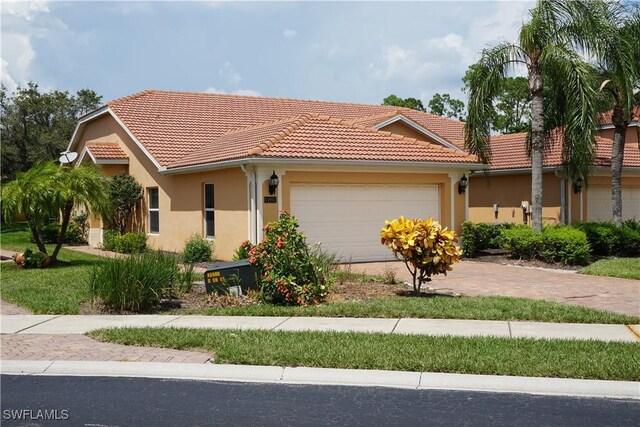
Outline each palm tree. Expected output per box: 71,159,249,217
465,0,611,232
596,6,640,226
2,161,110,264
1,161,59,253
50,163,110,262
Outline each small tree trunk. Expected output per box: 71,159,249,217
51,199,74,263
610,106,626,227
27,217,48,254
529,63,544,233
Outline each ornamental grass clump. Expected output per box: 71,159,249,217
381,216,461,293
89,251,179,312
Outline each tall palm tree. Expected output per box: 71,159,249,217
465,0,611,232
2,161,109,264
596,6,640,226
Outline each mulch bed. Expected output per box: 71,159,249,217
464,248,581,271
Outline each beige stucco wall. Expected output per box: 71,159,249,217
279,170,463,232
469,172,563,225
379,121,438,144
598,126,639,146
75,114,249,260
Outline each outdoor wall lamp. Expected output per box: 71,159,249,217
268,170,279,195
457,174,468,195
573,176,583,194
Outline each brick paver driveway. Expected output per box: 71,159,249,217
350,260,640,317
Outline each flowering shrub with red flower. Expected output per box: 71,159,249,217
239,211,329,306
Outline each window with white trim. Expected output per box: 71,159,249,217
204,183,215,238
148,187,159,234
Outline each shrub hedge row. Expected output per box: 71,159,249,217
462,220,639,265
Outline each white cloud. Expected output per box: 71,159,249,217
0,0,72,92
232,89,262,97
283,29,297,38
1,1,49,20
204,87,262,97
219,62,242,85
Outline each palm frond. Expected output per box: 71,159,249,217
540,43,599,185
464,43,529,163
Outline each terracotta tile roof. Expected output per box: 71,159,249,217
168,114,478,169
104,90,469,167
487,132,640,170
598,106,640,125
85,142,128,159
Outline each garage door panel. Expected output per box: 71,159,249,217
588,186,640,221
291,183,440,262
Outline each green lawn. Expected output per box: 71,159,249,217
579,257,640,280
2,224,637,323
89,327,640,381
181,296,639,324
1,223,104,314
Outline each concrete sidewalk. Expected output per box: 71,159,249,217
2,314,639,342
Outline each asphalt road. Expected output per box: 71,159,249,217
1,375,638,426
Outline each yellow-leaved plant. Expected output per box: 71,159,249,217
380,216,461,293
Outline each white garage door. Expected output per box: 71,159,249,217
290,184,440,262
587,186,640,221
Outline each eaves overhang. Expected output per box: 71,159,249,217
159,157,487,175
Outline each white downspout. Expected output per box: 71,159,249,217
240,164,257,244
555,171,566,225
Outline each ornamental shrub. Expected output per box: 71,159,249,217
21,248,49,269
101,229,119,251
182,234,214,263
245,211,331,306
540,226,590,265
380,216,461,293
108,174,143,234
500,226,543,260
461,221,514,257
232,240,253,261
31,217,87,245
101,231,147,254
113,232,147,254
574,221,640,257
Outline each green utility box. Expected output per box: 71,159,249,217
204,259,256,295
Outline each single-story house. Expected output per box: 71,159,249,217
469,117,640,225
68,90,484,262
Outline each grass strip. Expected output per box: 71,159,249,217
179,296,639,324
89,327,640,381
579,257,640,280
0,248,104,314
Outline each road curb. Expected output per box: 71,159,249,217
2,360,638,400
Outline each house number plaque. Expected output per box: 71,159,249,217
264,196,277,203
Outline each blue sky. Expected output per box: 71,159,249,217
1,1,534,107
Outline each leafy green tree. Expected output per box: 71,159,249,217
464,66,531,133
108,174,143,234
465,0,610,232
2,161,110,264
594,5,639,226
382,94,426,112
0,82,102,180
427,93,466,121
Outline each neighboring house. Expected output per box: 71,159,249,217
469,116,640,225
68,90,483,262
